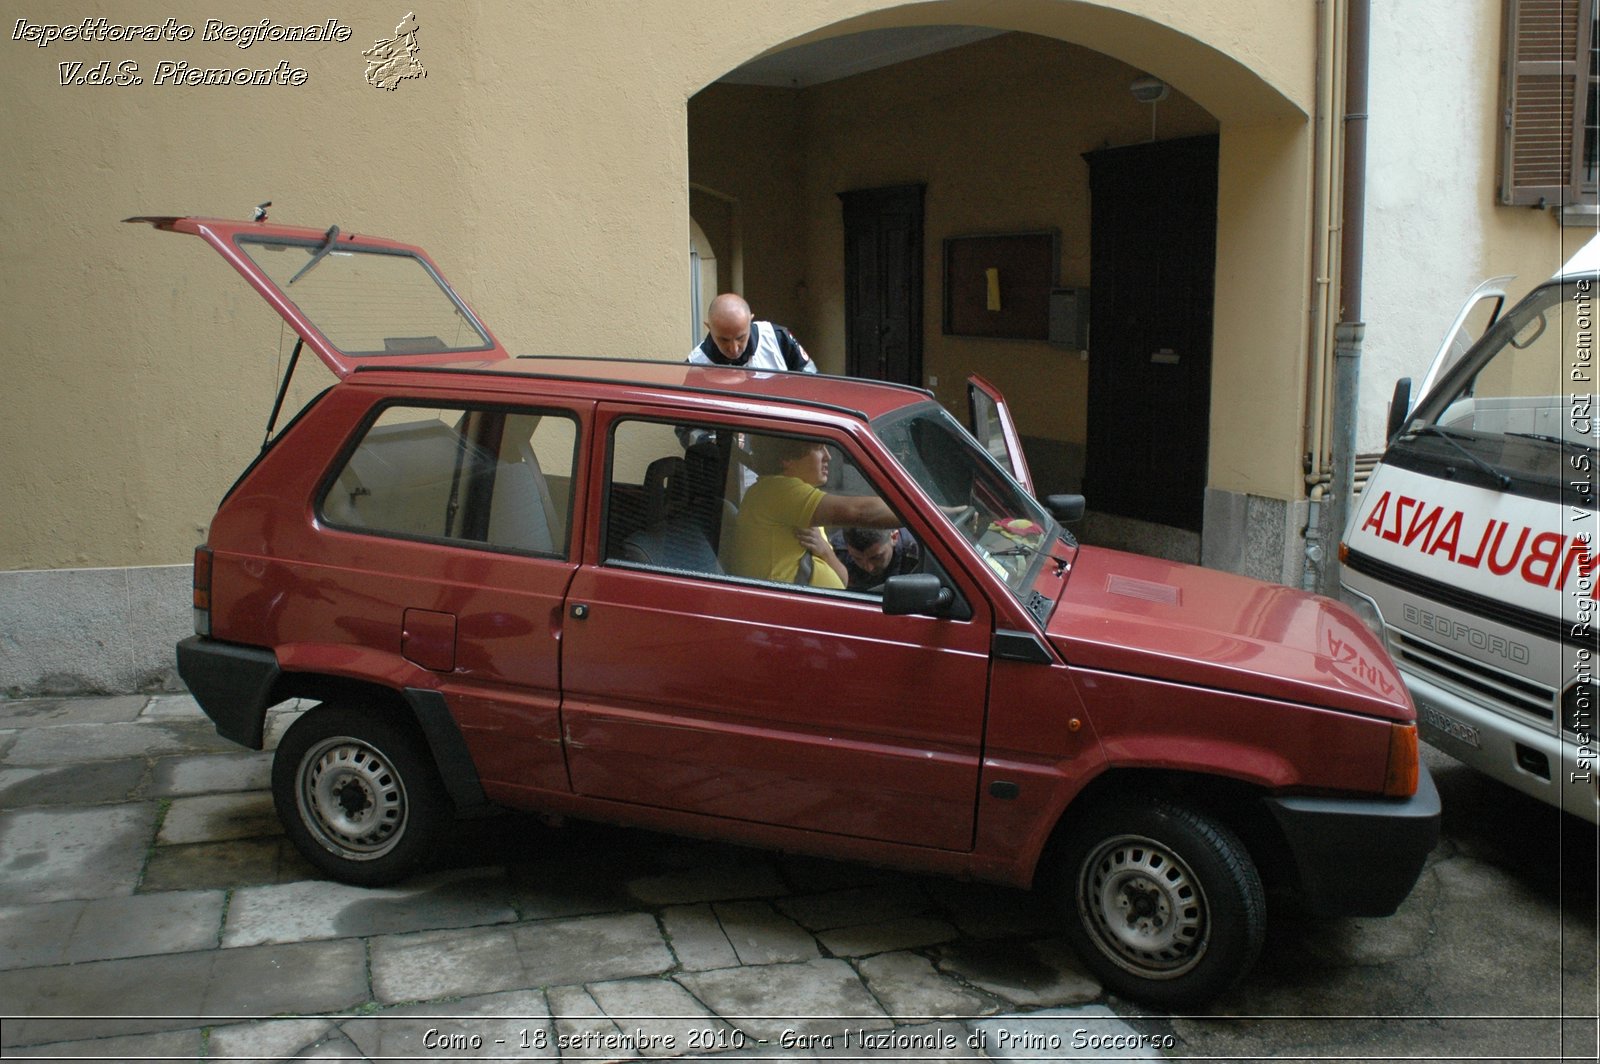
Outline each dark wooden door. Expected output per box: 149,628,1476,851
1083,136,1218,531
840,184,924,384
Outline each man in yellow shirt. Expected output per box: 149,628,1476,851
729,436,899,589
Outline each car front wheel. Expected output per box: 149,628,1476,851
272,704,450,886
1052,798,1266,1009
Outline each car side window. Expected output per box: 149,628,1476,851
604,418,919,596
321,404,577,556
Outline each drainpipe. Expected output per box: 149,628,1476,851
1302,481,1328,591
1301,0,1342,592
1325,0,1370,597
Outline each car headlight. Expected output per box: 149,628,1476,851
1339,585,1386,642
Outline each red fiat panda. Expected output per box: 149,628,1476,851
141,214,1439,1007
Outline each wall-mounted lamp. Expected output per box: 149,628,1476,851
1130,75,1168,141
1129,76,1168,104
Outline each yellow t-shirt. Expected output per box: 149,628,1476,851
729,475,846,589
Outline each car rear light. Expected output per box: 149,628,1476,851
1384,722,1419,797
192,545,212,636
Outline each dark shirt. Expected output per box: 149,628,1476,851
828,528,922,590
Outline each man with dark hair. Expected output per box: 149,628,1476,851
829,526,922,590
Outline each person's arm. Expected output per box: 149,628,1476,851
796,528,848,586
811,492,898,528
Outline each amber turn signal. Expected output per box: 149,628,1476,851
1384,722,1419,797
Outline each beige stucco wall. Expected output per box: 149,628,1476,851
3,0,1315,573
788,33,1218,444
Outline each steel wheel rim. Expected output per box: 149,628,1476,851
297,735,407,860
1077,832,1209,979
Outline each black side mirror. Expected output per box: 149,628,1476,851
882,574,953,616
1385,377,1413,442
1044,494,1086,522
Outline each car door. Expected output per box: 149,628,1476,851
967,374,1034,496
558,408,995,851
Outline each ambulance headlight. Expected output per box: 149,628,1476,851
1339,585,1387,642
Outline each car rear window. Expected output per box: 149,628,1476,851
320,404,577,556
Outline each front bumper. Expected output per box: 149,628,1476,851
1406,668,1599,825
1262,764,1442,917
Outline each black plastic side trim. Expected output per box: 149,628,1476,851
402,687,491,813
992,629,1054,664
175,636,279,750
1261,765,1441,917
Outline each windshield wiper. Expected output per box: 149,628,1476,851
1505,431,1571,447
1405,425,1512,489
287,224,340,286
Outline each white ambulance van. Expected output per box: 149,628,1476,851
1340,238,1598,823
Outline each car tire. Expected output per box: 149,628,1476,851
272,703,450,886
1051,797,1266,1009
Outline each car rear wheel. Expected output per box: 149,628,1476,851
272,704,450,886
1052,798,1265,1009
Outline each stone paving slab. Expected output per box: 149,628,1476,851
156,790,280,845
816,914,962,958
0,803,160,904
340,988,551,1060
0,758,148,808
203,1017,343,1063
934,937,1100,1009
0,1025,204,1062
4,718,238,765
661,902,741,971
140,835,315,892
713,899,820,965
369,912,674,1004
0,939,369,1047
678,958,893,1042
856,950,998,1022
223,867,518,948
588,976,727,1058
0,890,224,969
147,749,271,796
0,695,148,728
139,693,205,719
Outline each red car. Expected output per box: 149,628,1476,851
144,214,1439,1007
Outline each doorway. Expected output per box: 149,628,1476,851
1082,135,1218,532
840,184,925,384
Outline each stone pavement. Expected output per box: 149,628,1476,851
0,694,1174,1062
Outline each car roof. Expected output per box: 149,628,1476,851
353,356,938,422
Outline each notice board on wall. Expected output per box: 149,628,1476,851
942,231,1058,340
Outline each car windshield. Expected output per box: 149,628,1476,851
873,403,1056,598
1404,278,1597,490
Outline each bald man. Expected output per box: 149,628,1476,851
688,293,816,373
